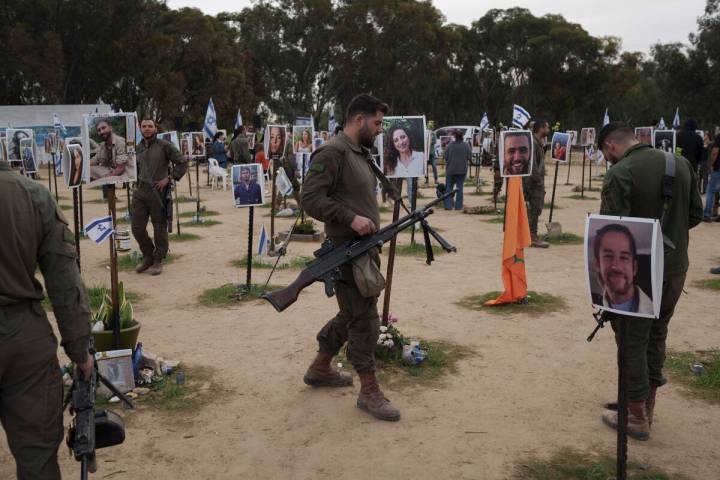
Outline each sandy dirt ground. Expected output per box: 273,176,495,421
1,156,719,480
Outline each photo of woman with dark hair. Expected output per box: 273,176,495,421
382,116,426,178
68,145,84,188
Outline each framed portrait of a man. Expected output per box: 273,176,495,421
63,144,89,188
83,113,138,187
634,127,653,146
653,130,676,153
264,125,288,159
292,125,314,154
382,115,426,178
180,134,190,157
584,214,662,319
580,128,596,147
6,128,34,162
550,132,571,163
499,130,533,177
20,138,37,173
232,163,265,207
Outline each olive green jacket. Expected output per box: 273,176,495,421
230,135,251,164
600,143,703,275
136,137,186,183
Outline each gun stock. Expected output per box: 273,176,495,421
261,269,316,312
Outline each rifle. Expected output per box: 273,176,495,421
65,345,134,480
261,189,457,312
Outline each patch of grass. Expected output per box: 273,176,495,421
169,232,202,242
230,255,313,270
565,194,598,200
86,197,125,204
394,242,445,256
693,278,720,290
175,195,197,203
544,232,584,245
180,219,222,227
198,283,282,307
457,290,567,315
178,209,220,218
116,253,178,271
58,204,73,211
513,448,690,480
379,206,393,213
469,190,493,196
484,216,505,224
43,285,140,311
664,350,720,404
543,202,563,209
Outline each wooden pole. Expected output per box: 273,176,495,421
270,155,278,254
381,178,403,327
78,184,85,231
565,147,573,184
549,161,560,223
108,186,121,349
47,156,53,191
72,187,81,272
195,158,201,222
187,161,193,197
588,151,593,191
581,148,586,199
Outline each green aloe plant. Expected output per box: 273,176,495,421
91,282,136,330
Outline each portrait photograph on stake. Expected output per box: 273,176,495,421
63,143,88,188
653,130,676,153
567,130,578,146
584,214,662,319
190,132,205,157
158,131,180,150
83,113,137,187
382,116,426,178
232,163,264,207
550,132,571,163
292,125,314,154
6,128,33,162
580,127,596,146
265,125,287,159
20,138,37,173
635,127,653,145
499,130,533,177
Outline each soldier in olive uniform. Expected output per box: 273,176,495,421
597,122,703,440
301,94,400,422
230,126,252,164
132,119,187,275
0,160,94,479
524,120,550,248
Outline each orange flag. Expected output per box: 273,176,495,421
485,177,531,305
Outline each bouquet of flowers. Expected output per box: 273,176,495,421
375,314,406,361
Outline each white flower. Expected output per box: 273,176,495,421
337,362,343,369
379,326,388,333
378,333,386,341
377,338,384,345
385,339,394,348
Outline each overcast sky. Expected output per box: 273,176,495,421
166,0,707,53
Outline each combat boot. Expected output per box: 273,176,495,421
601,400,650,441
530,233,549,248
148,260,163,276
357,371,400,422
303,352,353,387
135,257,153,274
645,385,658,428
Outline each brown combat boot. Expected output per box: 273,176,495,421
149,260,163,276
303,352,353,387
135,257,153,274
530,233,549,248
645,385,658,428
357,371,400,422
602,400,650,441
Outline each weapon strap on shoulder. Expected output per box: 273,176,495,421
660,152,677,252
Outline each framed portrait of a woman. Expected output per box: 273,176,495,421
382,116,426,178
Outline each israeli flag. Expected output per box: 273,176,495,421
512,104,531,129
328,106,337,133
84,215,114,245
257,224,268,256
480,112,490,130
658,117,666,129
204,98,218,139
53,114,67,137
234,109,243,130
602,108,610,127
672,107,680,129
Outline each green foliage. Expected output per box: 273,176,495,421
693,278,720,290
544,233,584,245
664,350,720,404
169,232,202,242
180,219,222,227
91,283,136,330
175,196,197,203
293,220,317,235
43,286,139,312
457,291,567,315
117,253,177,271
178,210,220,218
394,243,445,256
565,194,598,200
198,283,281,307
230,255,313,270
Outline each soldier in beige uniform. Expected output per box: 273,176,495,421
132,119,187,275
0,160,94,479
301,94,400,422
89,118,133,181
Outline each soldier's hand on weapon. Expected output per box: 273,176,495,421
77,352,94,380
351,215,377,236
154,176,170,191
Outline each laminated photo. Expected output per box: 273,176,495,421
83,113,138,187
246,132,256,150
6,128,34,162
264,125,288,159
20,138,37,173
292,125,314,154
580,128,596,147
499,130,533,177
274,165,293,197
653,130,676,153
232,163,264,207
567,130,578,146
63,143,89,188
382,115,426,178
158,131,180,150
190,132,205,157
634,127,653,146
95,349,135,395
550,132,571,163
584,214,663,319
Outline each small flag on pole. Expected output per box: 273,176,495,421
53,114,67,137
84,215,114,244
672,108,680,129
480,112,490,130
658,117,666,129
204,98,218,140
257,224,268,256
234,109,243,130
602,108,610,127
328,106,337,133
512,104,531,129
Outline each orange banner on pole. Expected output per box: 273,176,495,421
485,177,531,305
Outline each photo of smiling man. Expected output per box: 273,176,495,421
499,130,533,177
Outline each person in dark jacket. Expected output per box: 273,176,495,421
676,119,703,173
442,130,472,210
212,131,228,168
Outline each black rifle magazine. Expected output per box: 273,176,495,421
95,410,126,449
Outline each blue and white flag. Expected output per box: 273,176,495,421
257,224,269,256
512,104,531,129
672,107,680,129
328,106,337,133
234,109,243,130
84,215,114,245
295,116,312,127
480,112,490,130
53,114,67,137
203,98,218,139
602,108,610,127
658,117,666,129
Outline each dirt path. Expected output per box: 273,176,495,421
2,158,718,479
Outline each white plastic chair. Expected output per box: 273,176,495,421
208,158,228,191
